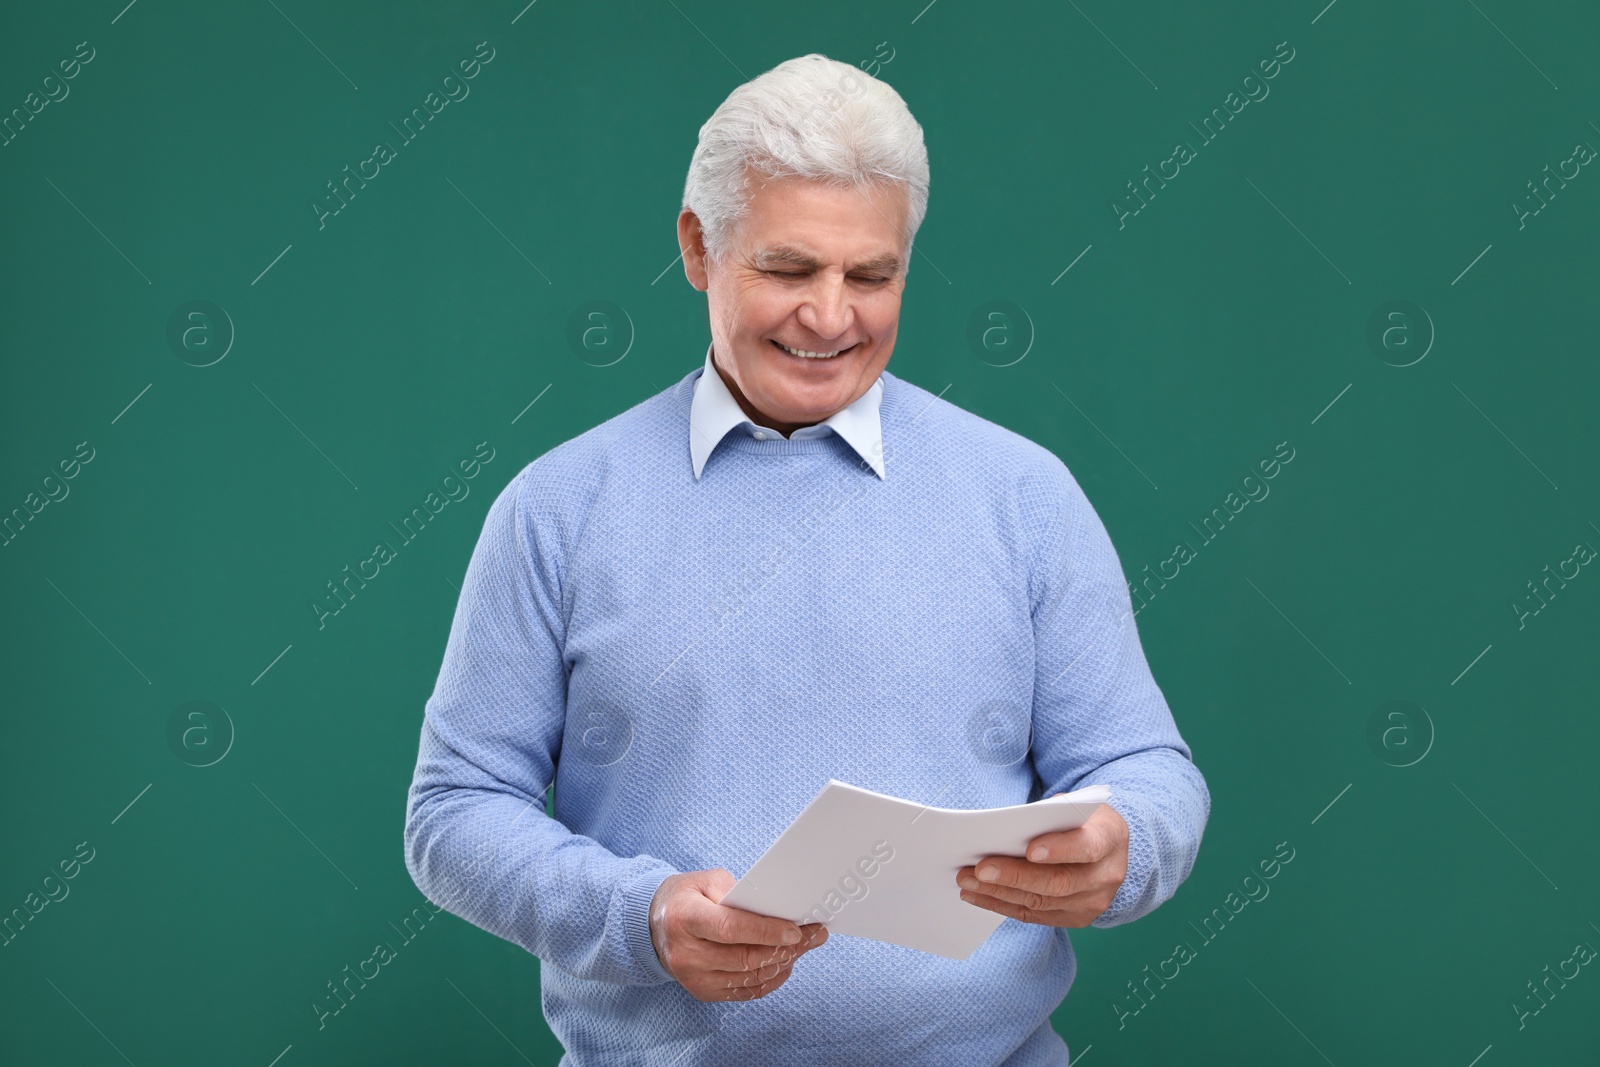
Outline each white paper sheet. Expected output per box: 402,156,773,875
718,779,1112,960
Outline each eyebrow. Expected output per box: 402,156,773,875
752,245,905,275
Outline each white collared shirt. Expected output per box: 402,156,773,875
688,342,886,480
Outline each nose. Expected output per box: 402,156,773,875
795,271,853,343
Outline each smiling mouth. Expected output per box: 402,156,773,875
771,339,859,360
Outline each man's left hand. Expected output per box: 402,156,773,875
956,803,1129,928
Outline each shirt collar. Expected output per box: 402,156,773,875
688,342,886,481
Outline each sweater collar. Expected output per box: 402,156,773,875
688,342,886,481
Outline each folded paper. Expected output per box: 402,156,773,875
719,780,1112,959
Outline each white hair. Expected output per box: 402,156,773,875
682,53,930,272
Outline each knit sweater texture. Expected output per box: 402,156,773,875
403,363,1211,1066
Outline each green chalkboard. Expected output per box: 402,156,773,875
3,1,1596,1064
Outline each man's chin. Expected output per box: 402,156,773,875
758,390,852,426
764,411,828,430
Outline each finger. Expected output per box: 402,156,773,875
958,889,1091,927
683,898,804,947
957,874,1089,913
691,932,822,974
1025,826,1104,865
1031,804,1127,864
753,949,792,982
960,887,1037,920
693,941,792,975
691,963,793,1002
962,858,1081,898
728,923,827,972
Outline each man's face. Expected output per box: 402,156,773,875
679,174,910,436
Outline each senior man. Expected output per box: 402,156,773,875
405,53,1209,1066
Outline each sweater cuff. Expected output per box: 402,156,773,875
620,862,678,984
1091,793,1149,929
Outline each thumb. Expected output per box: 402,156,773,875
698,867,736,903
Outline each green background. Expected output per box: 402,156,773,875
3,0,1596,1064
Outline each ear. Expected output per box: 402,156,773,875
678,210,710,292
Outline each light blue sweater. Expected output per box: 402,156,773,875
403,364,1210,1066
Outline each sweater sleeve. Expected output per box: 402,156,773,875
403,467,680,985
1022,456,1211,929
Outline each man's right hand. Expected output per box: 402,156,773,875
649,868,828,1002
